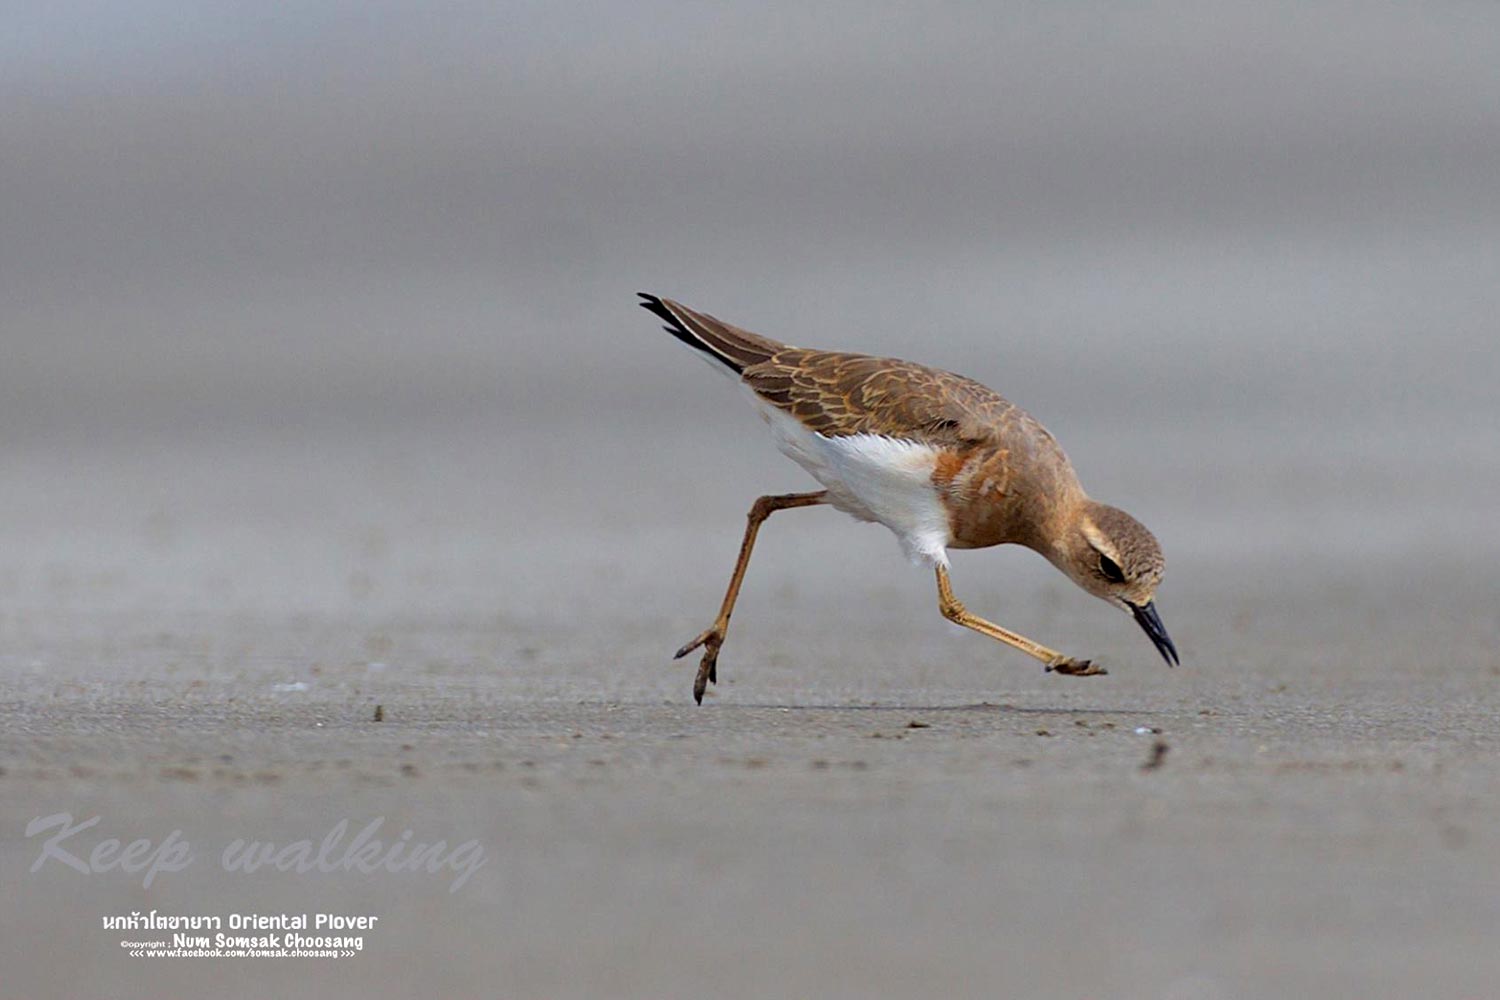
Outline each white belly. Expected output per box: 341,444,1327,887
747,391,952,566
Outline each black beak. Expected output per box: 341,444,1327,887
1130,601,1179,667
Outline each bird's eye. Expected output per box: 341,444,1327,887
1098,553,1126,584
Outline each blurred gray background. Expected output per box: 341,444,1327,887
6,2,1498,584
4,4,1500,998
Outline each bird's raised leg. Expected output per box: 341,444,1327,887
934,565,1107,676
677,490,829,703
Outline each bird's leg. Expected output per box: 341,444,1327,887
934,565,1107,677
676,491,829,703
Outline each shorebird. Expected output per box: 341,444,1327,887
640,293,1178,703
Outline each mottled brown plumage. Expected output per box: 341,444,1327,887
654,295,1032,446
639,292,1179,703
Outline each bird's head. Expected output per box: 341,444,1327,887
1050,500,1178,666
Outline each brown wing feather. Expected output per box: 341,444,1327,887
743,349,1024,446
646,295,1037,449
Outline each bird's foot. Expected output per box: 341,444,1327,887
674,625,725,704
1045,656,1108,677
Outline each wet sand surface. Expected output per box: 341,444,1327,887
3,422,1498,999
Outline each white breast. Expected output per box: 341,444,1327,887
746,390,952,566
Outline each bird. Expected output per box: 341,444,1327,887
639,292,1178,704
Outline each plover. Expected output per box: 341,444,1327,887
640,293,1178,703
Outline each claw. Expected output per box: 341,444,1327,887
675,626,719,660
692,648,719,704
1045,657,1108,677
678,626,725,704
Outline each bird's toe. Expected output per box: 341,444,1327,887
1046,657,1108,677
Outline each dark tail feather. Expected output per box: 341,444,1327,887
637,293,783,374
637,292,740,373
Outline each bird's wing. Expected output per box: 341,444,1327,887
742,349,1021,446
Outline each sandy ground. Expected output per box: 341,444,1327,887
3,420,1498,999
